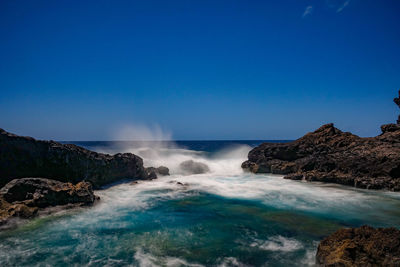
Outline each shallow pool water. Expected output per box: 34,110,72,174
1,172,399,267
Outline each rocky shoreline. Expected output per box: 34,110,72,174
242,91,400,191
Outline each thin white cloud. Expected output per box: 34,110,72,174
336,0,350,12
302,5,313,18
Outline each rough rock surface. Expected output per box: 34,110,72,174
0,178,97,226
242,91,400,191
316,225,400,266
180,160,210,174
0,129,153,188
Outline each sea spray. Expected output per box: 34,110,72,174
97,123,253,175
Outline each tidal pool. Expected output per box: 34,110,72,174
1,173,399,266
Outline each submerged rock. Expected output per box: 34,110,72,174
155,166,170,176
242,90,400,191
316,225,400,266
144,168,157,180
179,160,210,174
0,178,98,226
145,166,170,179
0,129,153,188
168,180,189,187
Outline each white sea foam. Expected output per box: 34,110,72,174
95,124,252,176
87,166,400,232
96,143,251,176
217,257,248,267
250,236,303,252
134,249,204,267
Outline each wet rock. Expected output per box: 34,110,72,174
144,168,157,180
145,166,170,178
316,225,400,266
179,160,210,174
242,90,400,191
284,173,303,180
155,166,170,176
0,129,149,188
168,180,189,187
0,178,98,226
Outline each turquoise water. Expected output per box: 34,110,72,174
1,142,400,266
1,174,400,266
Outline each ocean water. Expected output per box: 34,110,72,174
1,141,400,266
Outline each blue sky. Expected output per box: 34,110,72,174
0,0,399,140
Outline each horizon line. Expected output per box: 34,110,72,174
59,139,294,142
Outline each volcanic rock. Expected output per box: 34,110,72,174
168,180,189,187
0,129,153,188
155,166,170,176
179,160,210,174
316,225,400,266
0,178,98,226
242,91,400,191
145,166,170,179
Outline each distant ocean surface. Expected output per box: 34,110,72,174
1,140,399,266
63,140,290,153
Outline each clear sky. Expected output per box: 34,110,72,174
0,0,399,140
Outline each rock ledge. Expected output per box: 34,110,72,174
316,225,400,266
0,129,154,188
0,178,98,227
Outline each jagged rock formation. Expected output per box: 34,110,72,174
242,91,400,191
316,225,400,266
0,178,97,226
0,129,153,188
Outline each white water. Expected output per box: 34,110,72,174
96,172,400,226
95,140,252,176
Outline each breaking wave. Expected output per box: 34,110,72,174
95,124,252,176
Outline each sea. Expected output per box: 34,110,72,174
0,140,399,266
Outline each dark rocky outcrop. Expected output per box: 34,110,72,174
0,178,98,226
145,166,170,179
242,91,400,191
316,225,400,266
155,166,170,176
0,129,154,188
180,160,210,174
